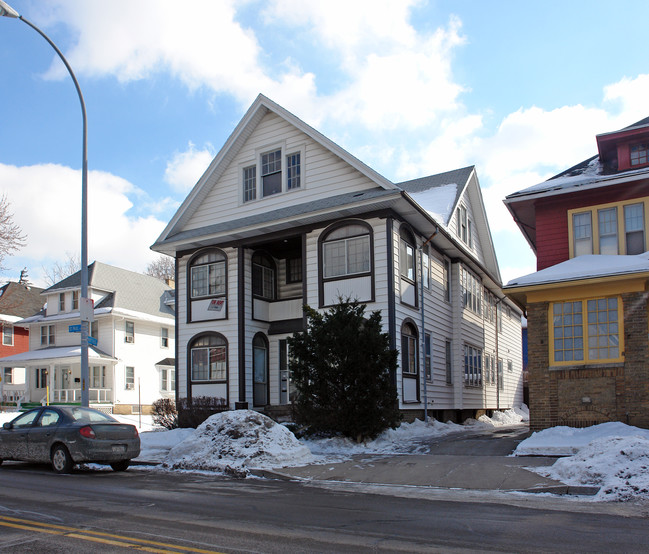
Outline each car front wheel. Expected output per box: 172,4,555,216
51,445,73,474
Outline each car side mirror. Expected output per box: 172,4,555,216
3,422,12,430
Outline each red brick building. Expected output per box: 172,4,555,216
0,280,44,399
504,118,649,430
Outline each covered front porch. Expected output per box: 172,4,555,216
0,345,117,408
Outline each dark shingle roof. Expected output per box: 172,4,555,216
0,282,45,319
45,262,174,320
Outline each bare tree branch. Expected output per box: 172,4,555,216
145,254,175,282
42,252,81,287
0,195,26,271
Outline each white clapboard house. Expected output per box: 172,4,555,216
0,262,175,414
152,94,523,421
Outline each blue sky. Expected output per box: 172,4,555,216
1,0,648,287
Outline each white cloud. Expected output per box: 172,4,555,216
0,163,166,287
164,142,215,193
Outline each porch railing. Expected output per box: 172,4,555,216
53,388,112,404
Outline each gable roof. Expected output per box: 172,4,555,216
0,281,45,322
154,94,399,249
45,262,174,320
504,117,649,252
152,96,504,288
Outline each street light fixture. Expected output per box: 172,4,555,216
0,0,90,407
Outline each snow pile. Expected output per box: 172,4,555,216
303,417,466,458
479,405,529,426
514,421,649,456
164,410,314,475
138,427,194,462
536,435,649,502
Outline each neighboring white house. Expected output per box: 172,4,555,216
0,262,175,414
151,94,523,422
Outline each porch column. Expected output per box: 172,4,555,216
48,363,55,405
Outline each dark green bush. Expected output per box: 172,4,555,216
288,299,401,442
177,396,229,428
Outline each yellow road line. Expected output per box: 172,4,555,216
0,515,226,553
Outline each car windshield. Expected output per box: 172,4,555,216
61,407,118,424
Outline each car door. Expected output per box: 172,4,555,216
0,409,41,461
28,408,62,463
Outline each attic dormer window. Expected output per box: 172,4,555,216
261,149,282,197
630,143,649,166
242,145,304,203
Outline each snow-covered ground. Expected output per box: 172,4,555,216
1,406,648,502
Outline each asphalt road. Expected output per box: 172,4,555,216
0,461,648,553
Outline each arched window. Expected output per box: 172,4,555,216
189,333,227,382
252,252,276,300
401,322,418,376
189,249,226,299
321,222,371,279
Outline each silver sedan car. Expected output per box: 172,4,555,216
0,406,140,473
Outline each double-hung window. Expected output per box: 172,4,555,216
261,149,282,197
41,325,55,346
59,293,65,312
243,146,303,202
161,367,175,392
598,207,618,255
72,290,79,311
464,344,482,386
322,224,371,278
573,212,593,256
125,321,134,343
161,327,169,348
125,367,135,390
2,324,12,346
252,253,275,300
624,203,645,254
551,297,622,364
461,267,481,315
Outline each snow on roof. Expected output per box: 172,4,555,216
506,251,649,288
408,183,458,225
506,157,649,201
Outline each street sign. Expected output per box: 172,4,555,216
88,336,97,346
69,324,81,333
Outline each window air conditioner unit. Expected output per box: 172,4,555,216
125,336,134,343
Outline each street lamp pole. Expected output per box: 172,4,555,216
0,0,90,407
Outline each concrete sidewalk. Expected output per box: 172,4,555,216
258,426,599,496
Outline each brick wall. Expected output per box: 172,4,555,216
527,291,649,431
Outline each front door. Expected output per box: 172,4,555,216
253,334,268,407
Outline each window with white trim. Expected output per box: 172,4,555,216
3,367,13,384
461,267,481,315
161,367,175,392
91,366,106,388
59,293,65,312
464,344,482,386
125,366,135,390
2,324,13,346
242,146,303,202
72,290,79,311
41,325,55,346
125,321,134,343
190,251,226,298
161,327,169,348
35,368,47,389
